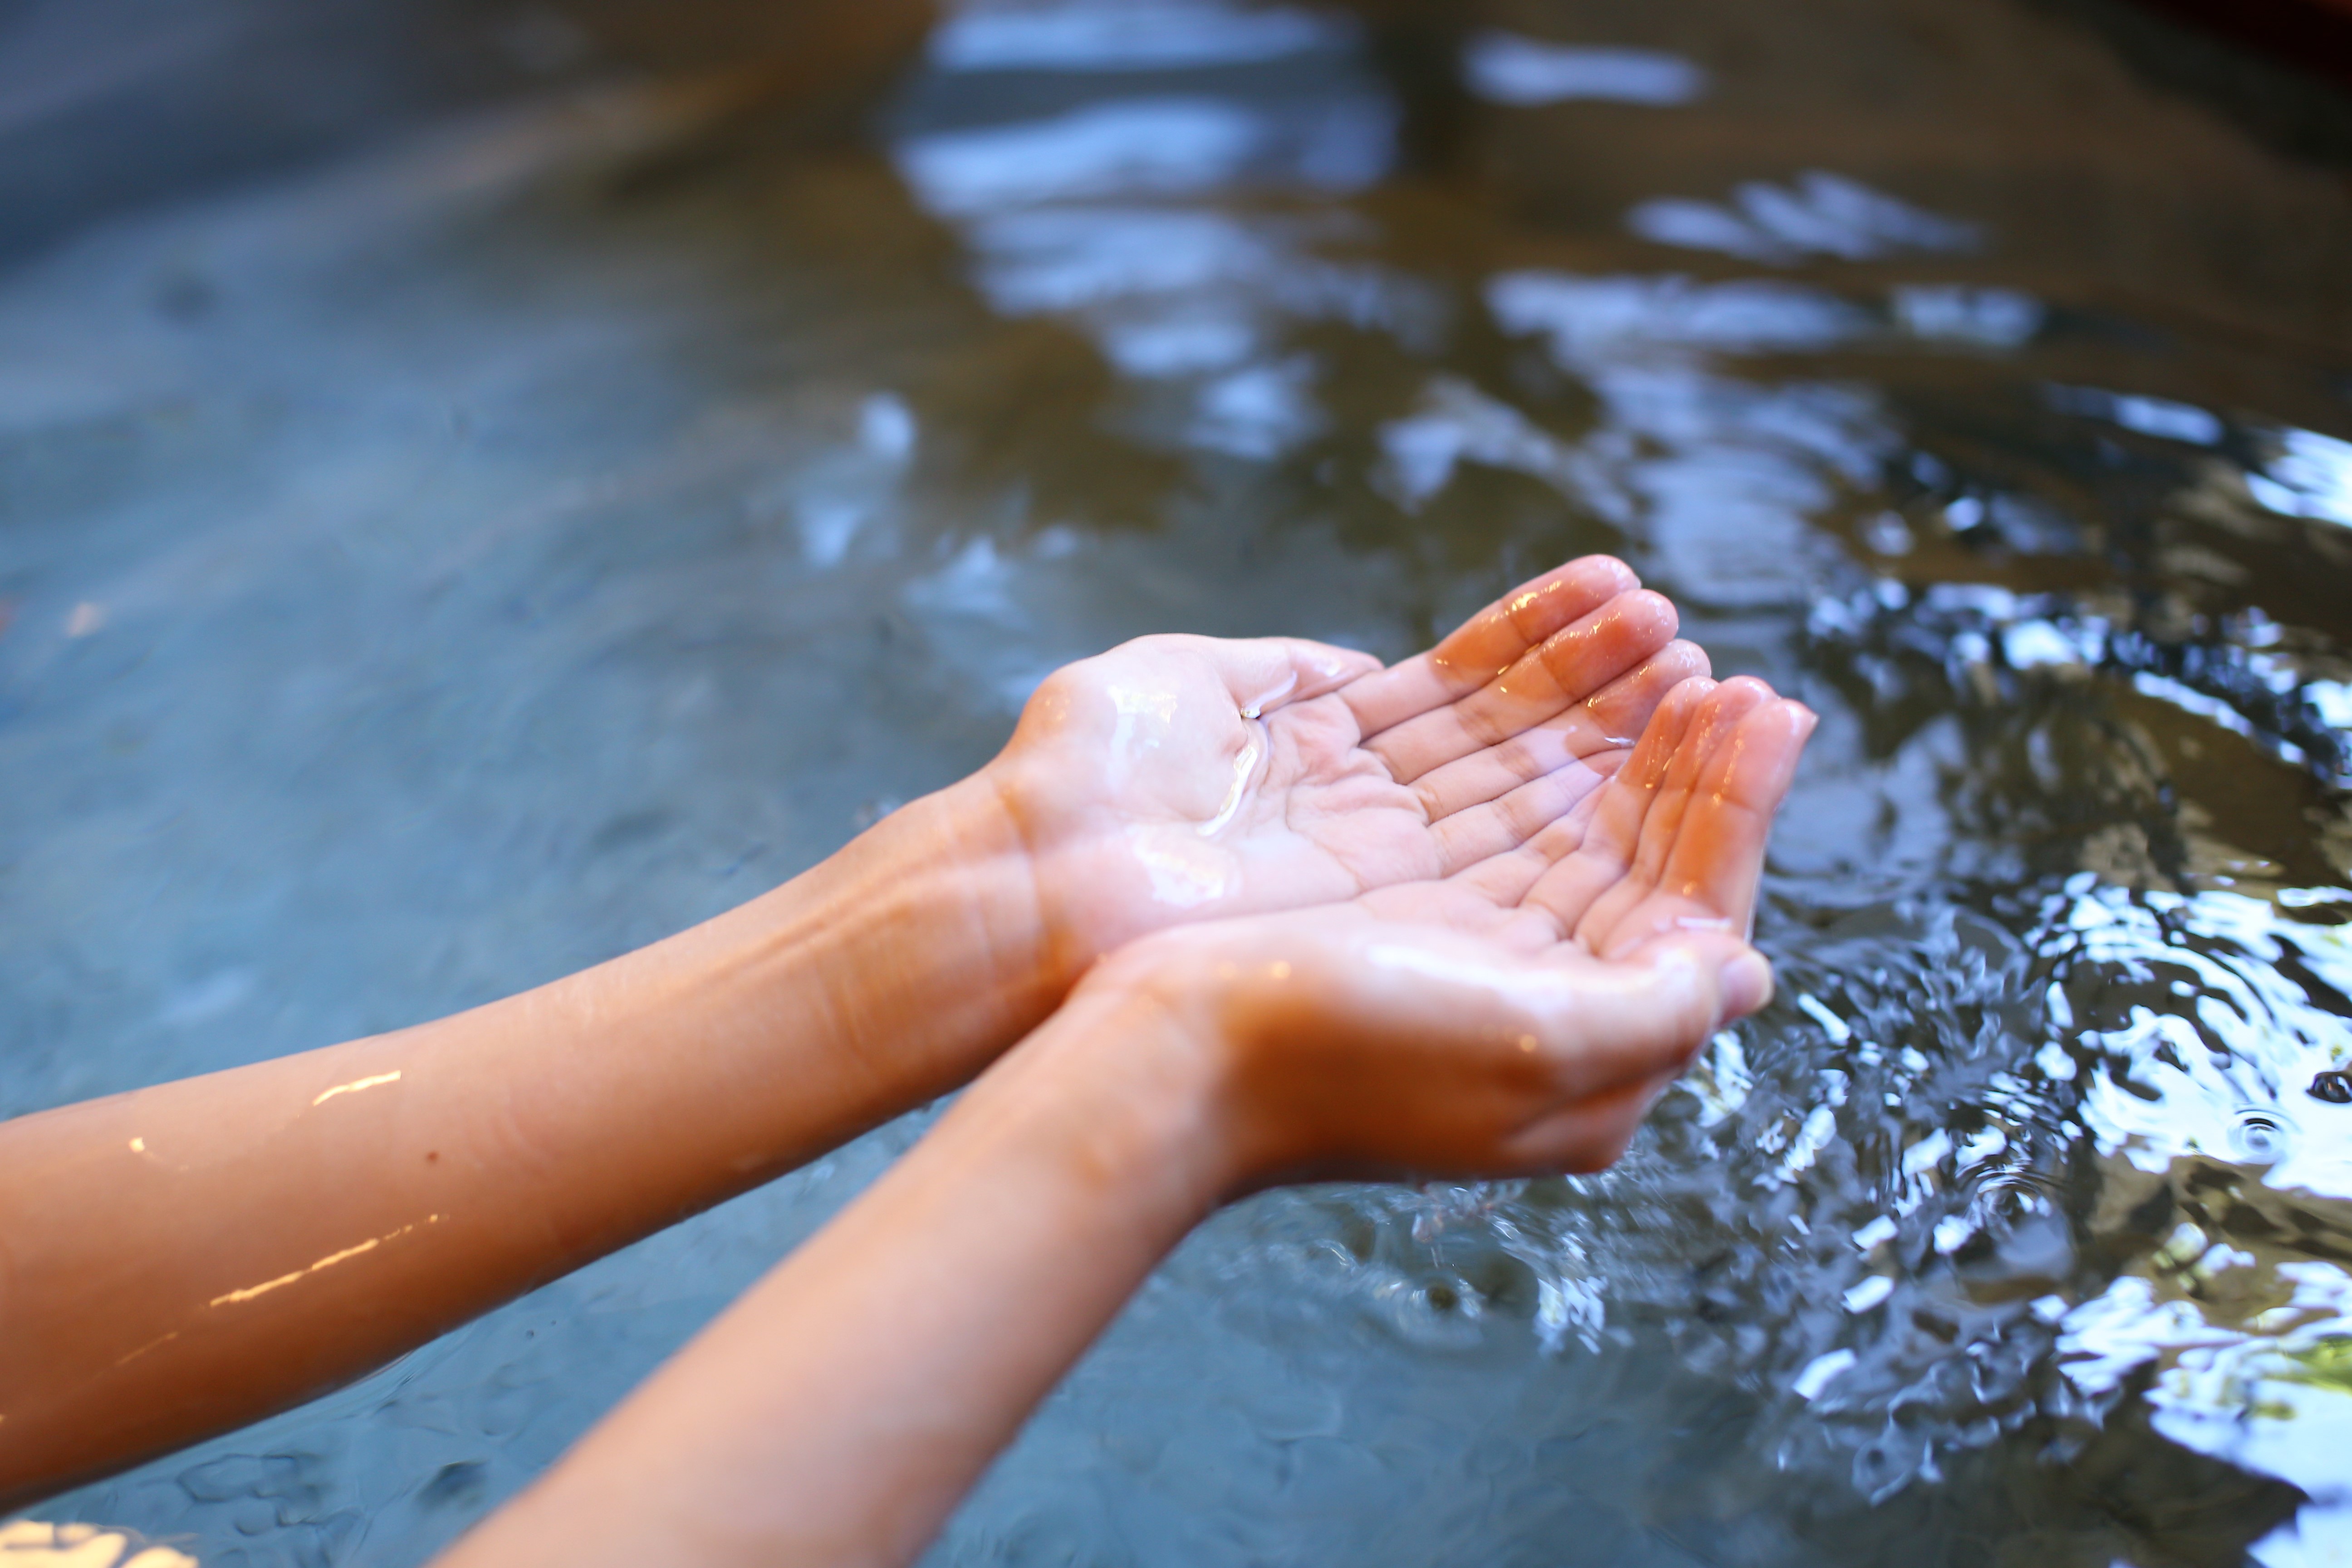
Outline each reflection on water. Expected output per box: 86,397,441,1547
2254,428,2352,531
926,1,1343,74
1459,32,1709,108
1628,171,1981,267
4,0,2352,1562
0,1520,195,1568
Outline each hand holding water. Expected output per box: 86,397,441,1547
980,554,1709,975
0,552,1760,1512
1081,671,1814,1189
441,663,1815,1568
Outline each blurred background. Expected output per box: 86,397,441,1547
3,0,2351,1563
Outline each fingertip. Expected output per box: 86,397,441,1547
1634,942,1764,1058
1640,938,1720,1025
1306,641,1384,687
1580,642,1713,749
1634,675,1715,763
1566,553,1639,593
1710,674,1779,709
1508,556,1633,621
1636,645,1713,706
1618,588,1680,638
1657,674,1718,722
1724,696,1816,778
1253,638,1381,710
1719,948,1774,1019
1686,678,1774,757
1762,701,1817,754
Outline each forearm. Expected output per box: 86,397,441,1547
0,774,1058,1506
436,984,1225,1568
428,906,1769,1568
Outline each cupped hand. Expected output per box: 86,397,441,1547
1353,671,1818,960
1075,674,1815,1190
984,556,1710,978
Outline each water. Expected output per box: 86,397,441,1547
5,0,2351,1562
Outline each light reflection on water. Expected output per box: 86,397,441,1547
2254,429,2352,531
1627,170,1981,268
1459,32,1709,108
4,0,2352,1563
926,1,1348,74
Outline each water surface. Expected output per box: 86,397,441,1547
5,0,2351,1563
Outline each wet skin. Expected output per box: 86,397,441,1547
438,673,1812,1568
0,554,1786,1510
991,553,1707,956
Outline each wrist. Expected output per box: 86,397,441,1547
1029,929,1336,1206
969,960,1241,1225
747,773,1058,1100
456,954,1248,1568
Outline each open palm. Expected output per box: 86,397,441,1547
1352,670,1815,961
985,555,1722,968
1072,672,1816,1186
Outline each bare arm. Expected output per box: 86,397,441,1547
0,556,1702,1504
434,926,1755,1568
0,777,1044,1505
435,684,1812,1568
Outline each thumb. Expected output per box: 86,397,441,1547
1635,931,1774,1022
1534,936,1770,1098
1191,637,1382,719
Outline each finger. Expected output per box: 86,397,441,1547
1442,791,1610,914
1554,678,1772,948
1448,662,1758,918
1185,636,1384,719
1496,1071,1671,1175
1583,638,1711,755
1340,556,1638,739
1429,750,1625,877
1421,646,1702,903
1409,639,1711,827
1364,589,1679,786
1521,676,1714,933
1593,700,1816,957
1670,700,1813,931
1572,681,1779,951
1436,635,1706,899
1521,942,1734,1102
1614,933,1779,1023
1601,677,1777,911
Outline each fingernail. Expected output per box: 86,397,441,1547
1720,950,1773,1018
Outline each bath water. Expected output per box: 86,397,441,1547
4,0,2350,1562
